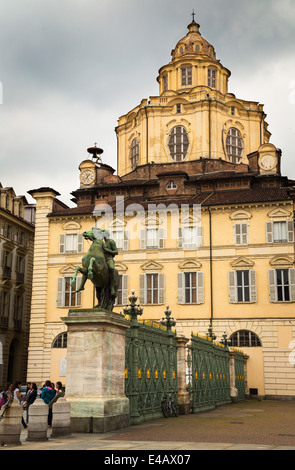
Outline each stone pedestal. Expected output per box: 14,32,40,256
61,308,130,433
0,400,23,446
51,397,71,438
27,397,49,441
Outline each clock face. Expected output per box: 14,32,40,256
80,169,95,185
259,155,276,171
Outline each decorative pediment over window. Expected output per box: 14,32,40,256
62,221,82,231
115,262,128,273
178,259,202,271
140,260,163,272
59,264,77,275
230,210,252,221
269,256,294,267
267,208,292,220
2,241,14,252
141,215,162,228
230,257,255,268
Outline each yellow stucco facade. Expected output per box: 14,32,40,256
27,19,295,399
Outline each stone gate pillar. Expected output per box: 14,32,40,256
177,335,190,414
61,308,130,433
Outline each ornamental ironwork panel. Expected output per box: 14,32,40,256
233,350,246,400
189,333,231,413
125,319,177,425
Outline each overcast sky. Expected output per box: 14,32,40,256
0,0,294,206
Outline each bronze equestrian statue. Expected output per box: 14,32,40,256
71,228,119,311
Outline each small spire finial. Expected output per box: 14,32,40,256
192,9,196,22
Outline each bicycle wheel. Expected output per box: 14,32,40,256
171,403,178,417
161,402,169,418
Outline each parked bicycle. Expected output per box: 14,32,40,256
161,393,178,418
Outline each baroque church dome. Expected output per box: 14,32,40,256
171,20,217,62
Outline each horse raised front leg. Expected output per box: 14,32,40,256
88,257,97,280
71,266,87,292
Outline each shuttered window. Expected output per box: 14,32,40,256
208,68,216,88
234,223,248,245
269,269,295,302
266,221,294,243
139,273,165,305
168,126,189,161
181,67,192,86
177,271,204,304
56,276,82,307
59,234,83,254
115,274,128,305
111,230,129,251
130,138,139,170
228,270,257,303
140,228,165,249
226,128,243,163
177,226,203,249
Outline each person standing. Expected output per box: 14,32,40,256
41,380,56,426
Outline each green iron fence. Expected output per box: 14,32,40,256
233,349,246,401
124,295,178,425
189,332,232,413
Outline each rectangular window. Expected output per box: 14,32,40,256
266,221,294,244
269,268,295,302
208,68,216,88
163,74,168,91
236,270,250,302
139,273,165,305
111,230,129,251
56,276,82,307
115,274,128,305
177,271,204,304
178,226,203,249
228,270,257,303
234,223,248,245
59,234,83,254
140,228,165,249
181,67,192,86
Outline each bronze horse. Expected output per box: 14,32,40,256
71,228,119,311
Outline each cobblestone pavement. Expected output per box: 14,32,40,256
2,400,295,451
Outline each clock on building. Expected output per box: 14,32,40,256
80,169,95,185
258,154,277,171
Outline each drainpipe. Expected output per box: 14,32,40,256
209,206,213,328
144,107,149,164
207,94,212,159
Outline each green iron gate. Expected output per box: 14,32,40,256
189,333,232,413
124,295,178,425
233,349,246,401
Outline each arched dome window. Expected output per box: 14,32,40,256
130,138,139,170
168,126,189,161
52,332,67,349
230,330,262,347
226,127,243,163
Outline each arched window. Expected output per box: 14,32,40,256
226,128,243,163
230,330,261,347
168,126,189,161
130,138,139,170
52,332,67,349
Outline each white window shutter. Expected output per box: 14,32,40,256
266,222,273,243
196,226,203,248
287,221,294,243
59,235,65,254
75,276,82,306
158,273,165,304
56,278,65,307
122,274,129,305
139,274,146,304
234,224,240,245
228,271,237,303
289,269,295,302
123,231,129,251
242,223,248,244
77,234,83,253
177,228,183,248
140,230,146,250
177,272,184,304
268,269,277,302
158,229,165,249
197,271,204,304
249,270,257,303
